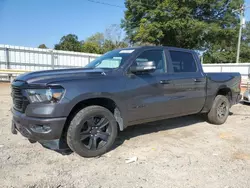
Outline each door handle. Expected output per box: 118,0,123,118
193,78,203,83
160,80,170,84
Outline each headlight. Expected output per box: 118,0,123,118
26,88,65,103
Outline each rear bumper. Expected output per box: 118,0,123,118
231,94,242,106
242,90,250,103
11,108,66,141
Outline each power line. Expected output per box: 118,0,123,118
85,0,124,8
85,0,157,9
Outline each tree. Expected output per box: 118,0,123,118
38,44,48,49
122,0,244,63
81,33,104,54
203,21,250,63
104,24,129,50
86,32,105,46
81,26,129,54
101,40,128,53
54,34,81,52
82,41,102,54
102,40,116,53
240,21,250,63
242,21,250,45
105,24,123,43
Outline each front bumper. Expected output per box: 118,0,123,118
11,108,66,141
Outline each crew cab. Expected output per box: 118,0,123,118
11,46,242,157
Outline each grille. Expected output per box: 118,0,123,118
11,80,30,112
12,86,29,112
12,87,24,111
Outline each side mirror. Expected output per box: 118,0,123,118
130,61,156,73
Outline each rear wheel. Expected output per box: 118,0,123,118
67,106,118,157
207,95,230,125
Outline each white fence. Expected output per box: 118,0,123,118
0,44,100,71
0,44,250,84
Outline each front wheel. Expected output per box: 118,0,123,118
207,95,230,125
67,106,118,158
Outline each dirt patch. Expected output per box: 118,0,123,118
0,83,250,188
233,152,250,161
219,132,241,143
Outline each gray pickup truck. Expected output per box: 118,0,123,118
11,46,242,157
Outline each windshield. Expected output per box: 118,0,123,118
85,49,135,69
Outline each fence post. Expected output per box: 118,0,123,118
248,64,250,79
88,56,91,64
5,47,10,69
51,50,54,69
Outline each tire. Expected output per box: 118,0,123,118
207,95,230,125
67,105,118,158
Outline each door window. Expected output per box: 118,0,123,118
169,51,197,73
135,50,166,73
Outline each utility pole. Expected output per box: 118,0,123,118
236,5,244,64
233,5,250,64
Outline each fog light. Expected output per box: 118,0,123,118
30,124,51,133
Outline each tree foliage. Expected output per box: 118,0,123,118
204,21,250,63
38,44,48,49
82,41,103,54
122,0,250,63
81,25,128,54
54,25,129,54
82,33,104,54
104,24,129,50
241,22,250,63
54,34,82,52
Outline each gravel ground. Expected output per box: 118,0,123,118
0,83,250,188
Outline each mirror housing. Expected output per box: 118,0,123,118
130,61,156,73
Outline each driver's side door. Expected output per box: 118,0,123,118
125,49,177,124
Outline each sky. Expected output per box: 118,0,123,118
0,0,126,48
0,0,250,48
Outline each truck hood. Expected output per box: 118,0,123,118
15,68,110,85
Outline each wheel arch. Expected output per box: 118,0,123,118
201,86,233,113
215,86,232,103
63,96,126,137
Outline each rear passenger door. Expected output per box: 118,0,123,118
167,50,206,114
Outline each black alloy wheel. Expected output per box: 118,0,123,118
207,95,230,125
217,101,227,119
67,106,118,157
79,116,111,150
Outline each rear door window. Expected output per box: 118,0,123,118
169,51,197,73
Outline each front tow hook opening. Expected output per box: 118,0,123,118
28,139,37,143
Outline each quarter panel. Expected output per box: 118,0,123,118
202,73,241,112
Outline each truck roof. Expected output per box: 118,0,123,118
119,46,195,53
